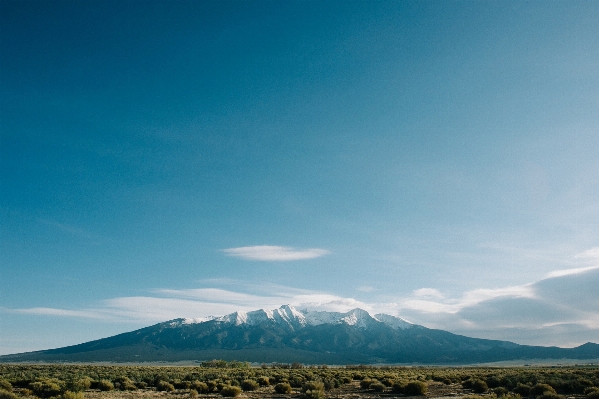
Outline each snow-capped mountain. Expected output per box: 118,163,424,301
3,305,598,364
174,305,413,331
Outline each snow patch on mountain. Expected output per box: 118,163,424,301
374,313,413,330
166,305,413,330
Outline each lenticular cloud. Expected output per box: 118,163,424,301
223,245,330,261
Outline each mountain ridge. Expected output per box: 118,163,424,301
2,305,598,364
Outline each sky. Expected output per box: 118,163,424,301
1,0,599,355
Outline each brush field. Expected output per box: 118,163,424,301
1,363,598,399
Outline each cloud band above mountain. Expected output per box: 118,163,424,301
222,245,330,261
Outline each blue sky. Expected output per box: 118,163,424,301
1,0,599,355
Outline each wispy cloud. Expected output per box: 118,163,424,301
6,248,599,347
545,265,599,278
11,307,105,319
222,245,330,261
575,246,599,260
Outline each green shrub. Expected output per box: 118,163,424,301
207,381,218,392
257,376,270,386
274,382,292,394
530,384,556,398
62,391,84,399
494,387,510,396
360,378,374,390
241,380,259,391
136,382,147,389
322,379,335,391
370,382,386,392
471,379,488,393
487,377,501,388
156,381,175,392
69,378,92,392
289,376,305,388
381,378,394,387
514,383,532,396
0,390,18,399
97,380,114,392
0,382,12,392
220,385,241,397
192,381,208,393
404,381,428,396
301,381,324,399
29,379,63,397
392,380,408,393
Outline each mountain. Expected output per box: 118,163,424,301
2,305,598,364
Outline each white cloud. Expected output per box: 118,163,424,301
412,288,444,298
357,286,375,292
11,307,105,319
7,249,599,347
222,245,330,261
575,246,599,260
545,265,599,278
394,264,599,347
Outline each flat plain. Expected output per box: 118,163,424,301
1,364,598,399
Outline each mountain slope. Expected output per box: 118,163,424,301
2,305,598,364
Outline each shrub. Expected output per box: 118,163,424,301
0,390,18,399
97,380,114,392
30,379,63,397
487,377,501,389
472,379,488,393
370,382,386,392
588,391,599,399
322,379,335,391
274,382,292,394
530,384,556,398
289,376,305,388
192,381,209,393
62,391,84,399
257,377,270,386
392,381,408,393
360,378,374,390
514,383,532,396
301,381,324,399
220,385,241,397
381,378,395,387
0,382,12,392
189,389,198,398
176,380,192,390
241,380,259,391
404,381,428,396
136,382,147,389
494,387,510,396
207,381,218,392
156,381,175,392
69,378,92,392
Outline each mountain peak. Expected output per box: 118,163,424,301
168,306,413,331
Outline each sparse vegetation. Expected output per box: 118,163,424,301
301,381,324,399
0,363,597,399
219,385,241,397
404,380,428,396
274,382,292,394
